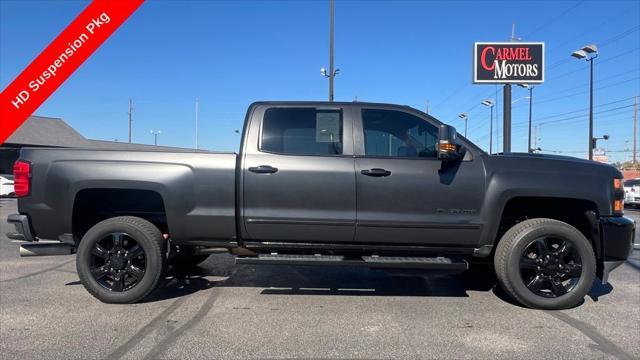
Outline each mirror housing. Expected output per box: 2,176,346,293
437,124,462,162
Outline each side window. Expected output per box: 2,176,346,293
362,109,438,158
261,108,343,156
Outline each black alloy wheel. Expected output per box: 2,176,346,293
494,218,596,310
519,237,583,298
90,232,146,292
76,216,166,303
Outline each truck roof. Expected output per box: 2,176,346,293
249,100,416,110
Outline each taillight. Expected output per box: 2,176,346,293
13,160,31,197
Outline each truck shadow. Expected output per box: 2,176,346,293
145,254,496,302
143,253,617,306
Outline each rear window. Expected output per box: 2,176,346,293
261,107,343,156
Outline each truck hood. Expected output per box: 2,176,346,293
483,152,622,178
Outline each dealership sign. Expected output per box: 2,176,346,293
473,42,544,84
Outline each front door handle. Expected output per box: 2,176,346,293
249,165,278,174
361,168,391,177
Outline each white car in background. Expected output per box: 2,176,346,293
0,174,15,197
623,178,640,207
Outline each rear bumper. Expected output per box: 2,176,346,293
6,213,35,242
600,216,634,283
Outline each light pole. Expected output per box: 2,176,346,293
150,130,161,146
195,97,199,150
321,67,340,102
572,44,598,160
482,99,494,153
518,84,535,153
458,113,469,137
320,0,339,101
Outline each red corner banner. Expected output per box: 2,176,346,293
0,0,144,143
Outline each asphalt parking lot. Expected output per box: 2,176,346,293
0,198,639,359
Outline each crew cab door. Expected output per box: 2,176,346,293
240,105,356,243
353,107,485,246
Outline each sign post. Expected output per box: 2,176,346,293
473,42,544,153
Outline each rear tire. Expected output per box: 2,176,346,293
76,216,166,304
494,218,595,310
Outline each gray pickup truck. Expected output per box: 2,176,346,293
7,101,634,309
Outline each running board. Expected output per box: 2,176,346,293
19,242,74,257
235,254,468,270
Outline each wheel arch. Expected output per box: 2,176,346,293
72,188,168,243
485,196,602,267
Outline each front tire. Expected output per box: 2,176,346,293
76,216,166,304
494,218,595,310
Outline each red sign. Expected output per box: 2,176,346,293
0,0,144,143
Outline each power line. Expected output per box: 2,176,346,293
474,105,635,142
533,70,639,101
522,0,586,39
515,96,636,124
535,104,635,127
549,4,639,52
534,77,640,105
545,25,640,71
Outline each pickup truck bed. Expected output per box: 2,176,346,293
17,148,237,244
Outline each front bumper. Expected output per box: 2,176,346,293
6,214,36,242
600,216,635,283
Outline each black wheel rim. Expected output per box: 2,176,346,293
89,233,146,292
519,236,583,298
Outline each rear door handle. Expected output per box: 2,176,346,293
361,168,391,177
249,165,278,174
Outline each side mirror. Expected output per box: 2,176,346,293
437,124,462,162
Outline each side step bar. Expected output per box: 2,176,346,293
236,254,468,271
19,243,74,257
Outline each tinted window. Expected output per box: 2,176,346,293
362,109,438,158
624,179,640,187
261,108,343,156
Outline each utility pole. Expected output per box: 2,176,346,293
128,99,133,144
329,0,335,101
634,96,638,165
150,130,161,146
195,97,199,150
588,56,594,160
